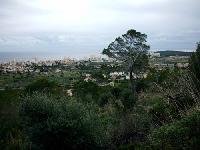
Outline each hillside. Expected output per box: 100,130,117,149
157,50,193,57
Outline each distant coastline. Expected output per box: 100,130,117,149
0,50,194,63
0,52,85,63
0,52,60,63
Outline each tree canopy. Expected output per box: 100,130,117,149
102,29,150,72
102,29,150,99
189,42,200,80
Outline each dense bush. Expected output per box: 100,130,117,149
73,81,136,111
189,42,200,79
25,78,59,94
0,89,26,150
149,111,200,150
136,78,149,92
73,81,100,102
189,42,200,92
19,93,111,150
98,92,114,107
98,86,136,111
149,100,171,126
111,112,151,149
120,88,136,110
91,71,105,82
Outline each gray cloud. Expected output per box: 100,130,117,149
0,0,199,54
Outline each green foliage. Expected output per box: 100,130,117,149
98,86,136,111
150,111,200,150
189,42,200,79
102,29,150,100
111,108,151,148
158,50,192,57
73,81,100,102
146,68,182,87
172,95,195,111
73,82,136,111
20,93,111,150
149,100,171,126
25,78,59,94
98,92,113,107
136,78,149,92
146,68,171,84
91,71,105,82
102,29,150,66
0,89,27,150
120,88,135,110
189,42,200,91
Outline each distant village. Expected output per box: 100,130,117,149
0,51,190,75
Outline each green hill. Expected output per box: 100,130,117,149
157,50,193,57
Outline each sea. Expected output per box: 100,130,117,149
0,52,90,63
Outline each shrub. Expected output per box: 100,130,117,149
189,42,200,92
149,100,171,126
25,78,58,94
98,92,114,107
189,42,200,80
149,111,200,150
0,89,27,150
111,87,121,99
111,112,151,149
120,88,136,110
136,78,149,93
19,93,111,150
73,81,100,102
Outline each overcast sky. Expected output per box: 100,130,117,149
0,0,200,55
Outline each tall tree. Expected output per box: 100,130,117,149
102,29,150,99
189,42,200,91
189,42,200,80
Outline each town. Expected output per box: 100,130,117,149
0,51,190,73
